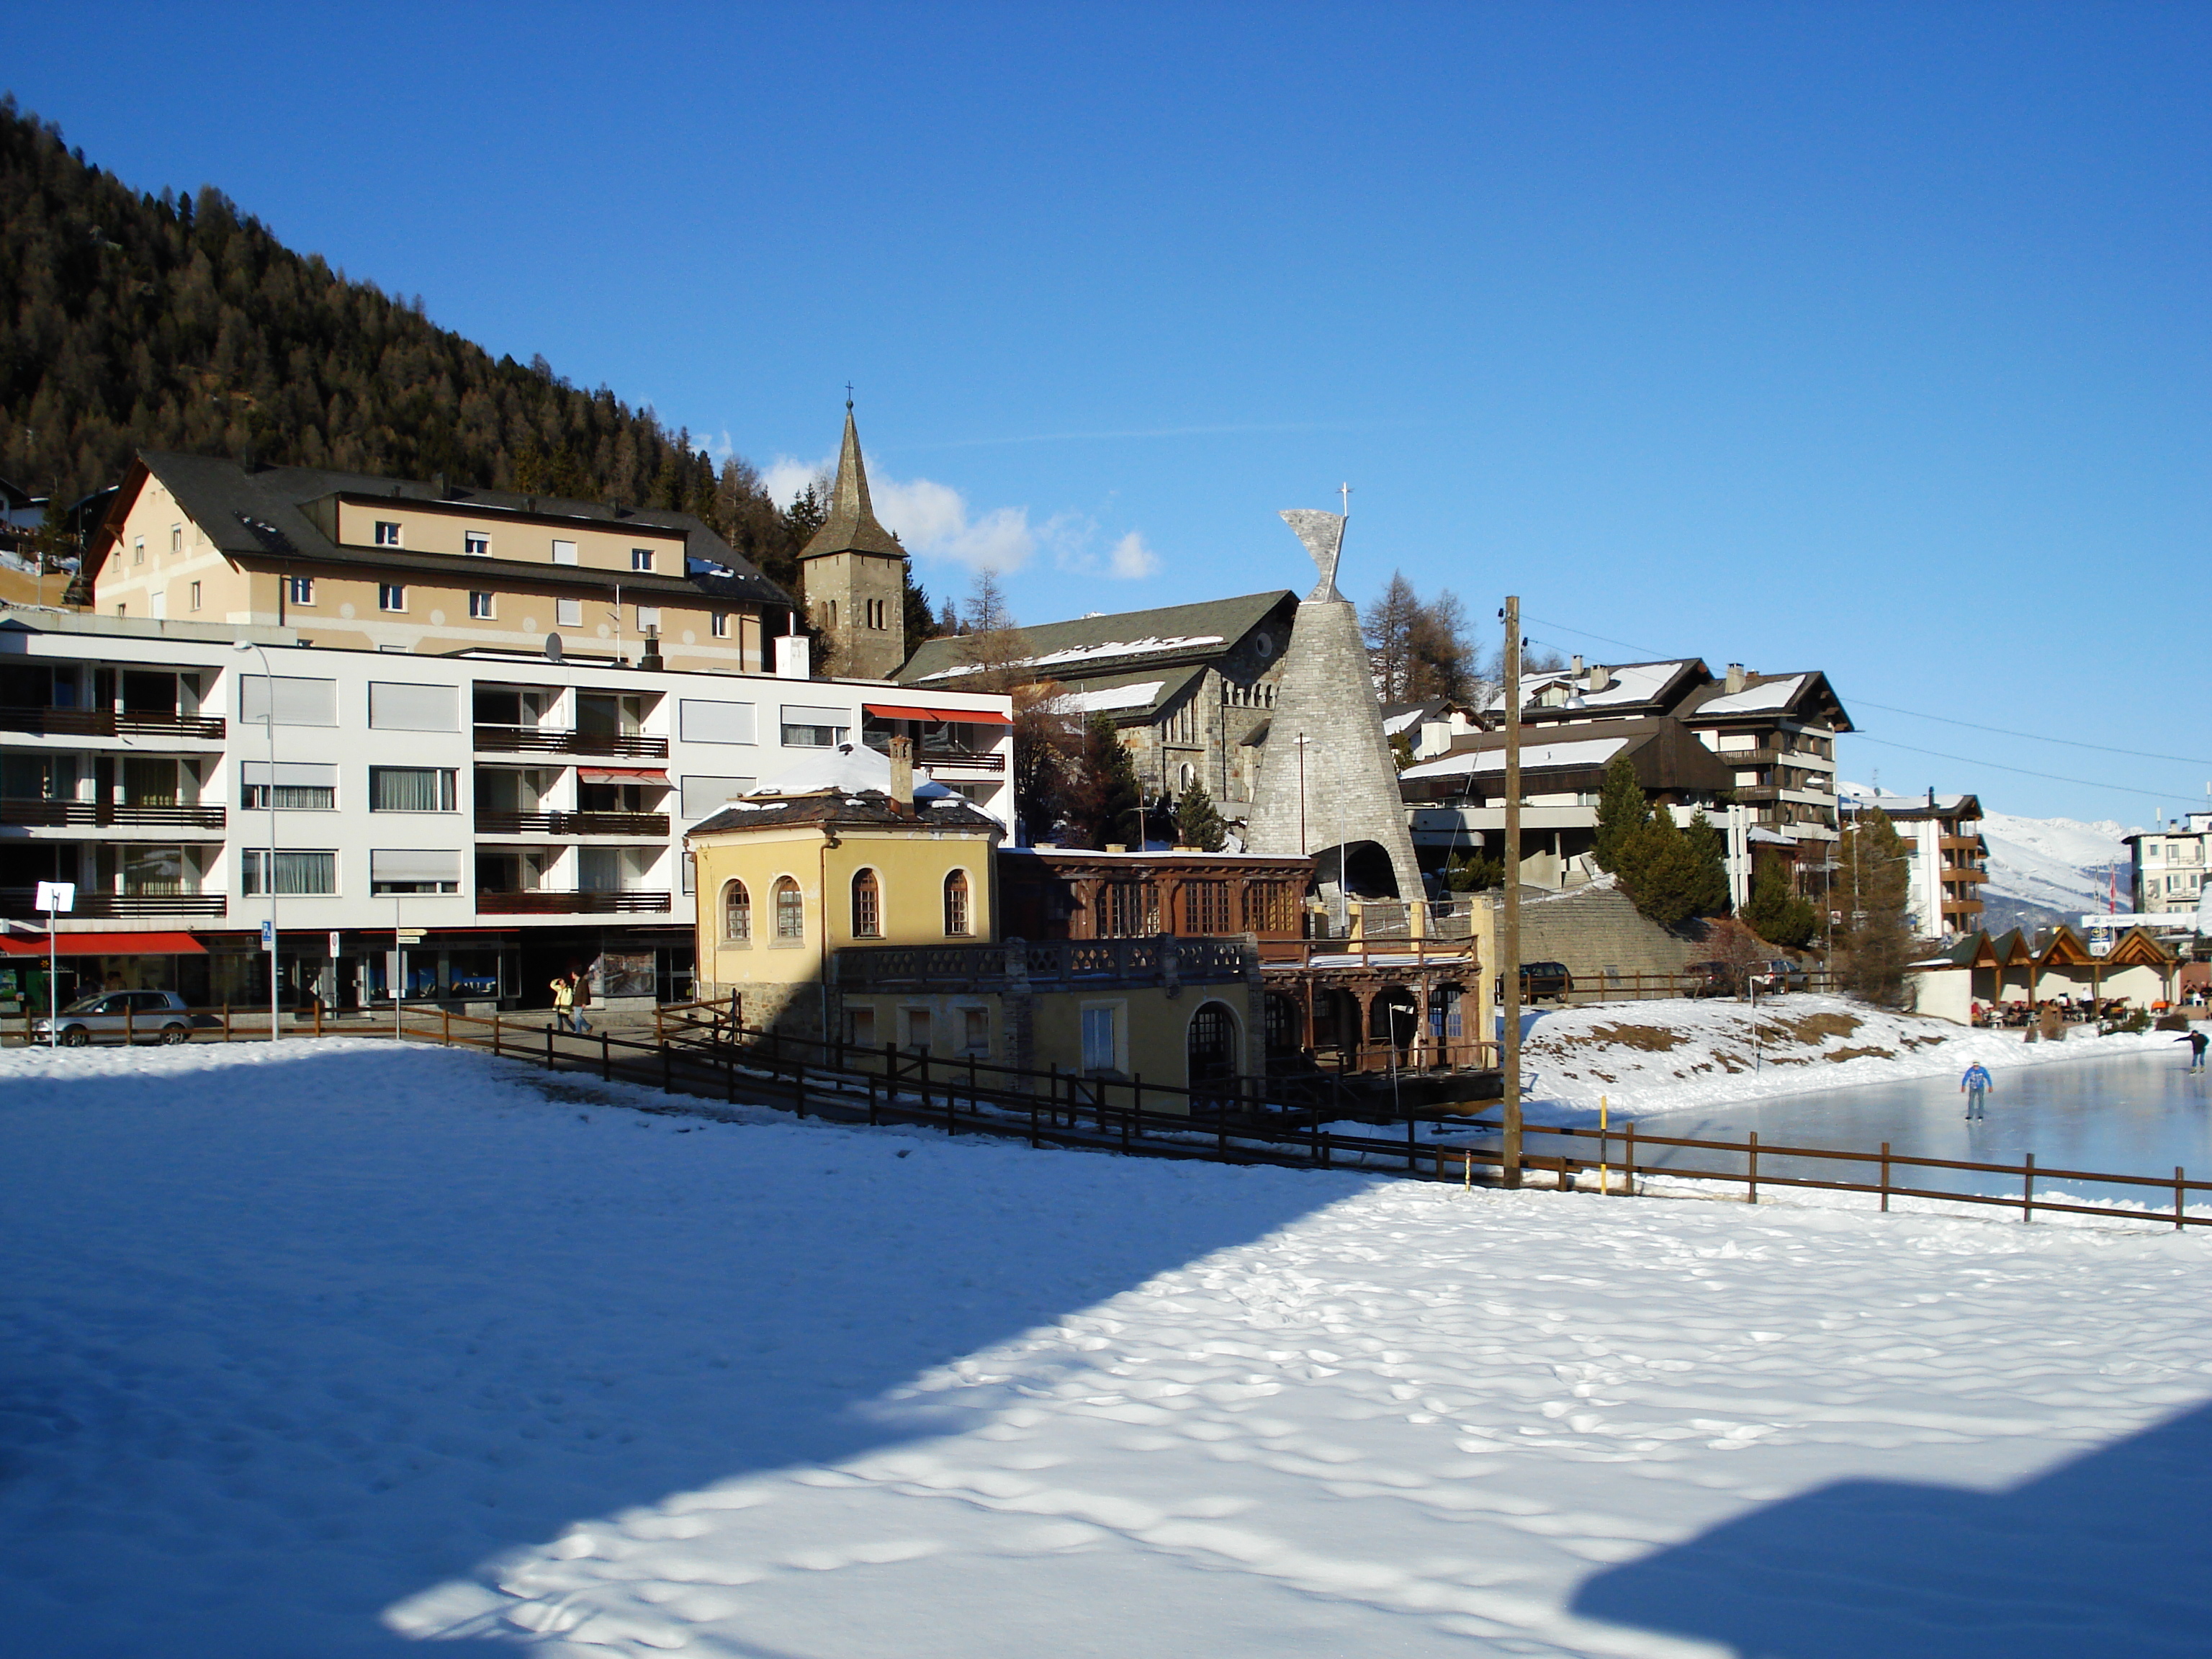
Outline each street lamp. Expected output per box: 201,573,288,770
233,639,281,1041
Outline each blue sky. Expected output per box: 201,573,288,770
6,3,2207,824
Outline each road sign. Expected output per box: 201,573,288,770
328,930,342,958
261,919,274,949
397,929,427,943
34,881,74,913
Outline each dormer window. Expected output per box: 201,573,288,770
374,521,403,547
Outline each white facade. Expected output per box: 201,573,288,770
0,611,1010,1007
2128,814,2211,917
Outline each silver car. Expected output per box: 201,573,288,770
32,989,198,1046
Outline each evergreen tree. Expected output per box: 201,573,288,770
902,566,940,647
1444,850,1504,891
1174,782,1228,851
1832,809,1914,1005
1741,855,1818,948
1681,808,1732,918
1617,813,1701,926
1591,752,1651,873
1061,715,1143,850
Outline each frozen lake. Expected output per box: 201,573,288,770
1587,1046,2212,1204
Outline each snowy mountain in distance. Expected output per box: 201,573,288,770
1839,782,2135,933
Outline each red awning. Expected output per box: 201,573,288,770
577,767,670,784
0,931,210,957
863,703,1013,726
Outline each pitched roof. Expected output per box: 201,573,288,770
898,590,1297,686
796,408,906,563
1488,659,1707,717
688,787,1000,837
1038,663,1207,724
1678,669,1854,731
114,451,794,609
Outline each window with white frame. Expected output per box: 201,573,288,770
369,767,458,812
781,704,850,748
464,532,490,557
170,524,182,554
773,876,804,941
373,521,403,547
711,612,729,639
189,581,201,611
287,575,315,604
1082,1005,1117,1072
469,590,495,619
377,583,407,612
241,760,337,811
370,848,462,894
631,548,655,572
556,598,582,628
133,536,144,564
242,848,337,896
637,604,661,631
551,539,578,565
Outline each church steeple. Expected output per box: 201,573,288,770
796,398,909,678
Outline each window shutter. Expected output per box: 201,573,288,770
368,681,459,732
239,675,338,727
679,700,757,745
241,761,338,788
369,849,462,884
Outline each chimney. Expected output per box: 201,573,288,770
888,737,914,810
640,625,662,673
431,472,448,499
1725,662,1746,694
1586,663,1611,693
775,620,811,680
1570,653,1583,678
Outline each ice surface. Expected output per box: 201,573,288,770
6,1039,2212,1656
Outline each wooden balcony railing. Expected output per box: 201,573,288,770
472,725,668,758
0,706,226,741
473,811,670,837
0,889,227,918
0,799,227,830
477,889,672,914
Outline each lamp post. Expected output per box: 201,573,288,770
233,639,281,1041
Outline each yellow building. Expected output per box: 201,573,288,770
93,452,796,672
687,742,1267,1096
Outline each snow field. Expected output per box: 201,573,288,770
6,1040,2212,1656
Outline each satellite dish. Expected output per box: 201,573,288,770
544,632,563,663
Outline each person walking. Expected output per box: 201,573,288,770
550,970,589,1035
1961,1061,1993,1120
2180,1028,2209,1074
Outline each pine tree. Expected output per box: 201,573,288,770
1833,810,1914,1005
1619,813,1702,926
1681,808,1732,918
1741,855,1818,948
1062,715,1143,850
902,566,940,647
1591,752,1651,873
1174,783,1228,851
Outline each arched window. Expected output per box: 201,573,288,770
850,868,881,937
774,876,804,941
943,868,971,936
722,878,752,943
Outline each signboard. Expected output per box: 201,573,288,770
397,929,427,943
328,931,342,958
34,881,74,914
261,919,274,949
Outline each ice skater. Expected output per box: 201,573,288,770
1960,1061,1992,1120
2179,1028,2208,1074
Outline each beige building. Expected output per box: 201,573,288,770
93,453,798,672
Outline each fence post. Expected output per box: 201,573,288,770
545,1025,554,1072
1624,1121,1635,1196
316,1001,325,1040
1747,1130,1758,1206
795,1061,807,1119
222,1003,231,1043
125,1004,134,1046
662,1039,673,1095
2177,1166,2187,1232
493,1012,503,1058
1130,1075,1142,1141
2023,1152,2036,1223
602,1030,611,1081
1406,1112,1417,1174
1880,1141,1891,1213
1029,1096,1039,1148
441,1006,450,1046
868,1070,879,1125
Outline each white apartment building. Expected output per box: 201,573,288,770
0,609,1010,1013
2126,814,2212,919
1836,789,1988,940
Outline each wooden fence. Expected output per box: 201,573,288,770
12,997,2203,1233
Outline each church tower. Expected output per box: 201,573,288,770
796,401,909,680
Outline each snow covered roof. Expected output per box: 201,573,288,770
1400,736,1629,780
1693,673,1806,716
896,591,1295,688
1486,660,1695,715
744,742,955,801
1044,680,1166,716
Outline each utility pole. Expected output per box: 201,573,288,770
1501,595,1523,1189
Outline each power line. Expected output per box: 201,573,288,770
1526,613,2212,770
1846,732,2174,806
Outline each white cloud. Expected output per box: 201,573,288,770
754,451,1148,580
1107,531,1159,580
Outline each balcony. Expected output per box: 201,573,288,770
0,888,227,919
0,799,227,831
472,724,668,759
836,936,1251,992
863,735,1007,773
474,811,670,837
0,706,226,741
477,889,672,914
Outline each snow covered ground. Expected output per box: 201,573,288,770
1514,994,2172,1122
7,1039,2212,1657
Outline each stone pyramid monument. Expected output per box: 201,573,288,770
1244,506,1424,903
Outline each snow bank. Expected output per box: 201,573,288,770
8,1040,2212,1656
1518,994,2167,1120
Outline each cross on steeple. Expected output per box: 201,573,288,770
1339,482,1352,518
845,382,854,412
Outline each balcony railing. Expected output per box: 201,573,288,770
472,724,668,758
0,889,227,919
0,799,227,830
0,706,226,741
477,889,672,914
836,935,1250,992
474,811,670,837
863,734,1007,773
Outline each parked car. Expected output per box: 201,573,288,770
1518,961,1574,1002
32,989,200,1046
1750,960,1809,994
1682,960,1740,998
